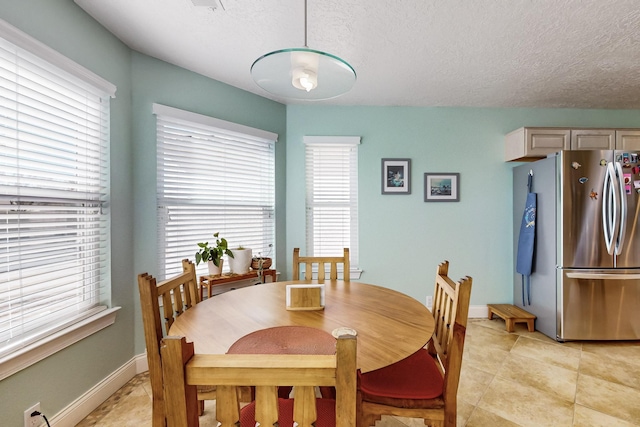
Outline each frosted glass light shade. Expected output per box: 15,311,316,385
251,47,356,100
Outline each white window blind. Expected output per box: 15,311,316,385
0,22,114,359
154,104,277,278
304,136,360,273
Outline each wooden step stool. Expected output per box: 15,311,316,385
487,304,536,332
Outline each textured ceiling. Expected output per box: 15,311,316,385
74,0,640,108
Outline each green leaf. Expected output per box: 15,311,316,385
196,231,233,267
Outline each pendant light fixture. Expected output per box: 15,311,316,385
250,0,356,101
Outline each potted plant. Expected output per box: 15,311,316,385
227,245,252,274
195,232,234,275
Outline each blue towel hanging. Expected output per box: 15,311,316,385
516,171,536,306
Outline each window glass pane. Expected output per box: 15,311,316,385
0,30,111,358
155,107,277,279
304,137,359,270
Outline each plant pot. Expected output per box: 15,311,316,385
207,259,223,276
228,248,252,274
251,257,272,270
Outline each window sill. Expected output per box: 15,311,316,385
0,306,120,381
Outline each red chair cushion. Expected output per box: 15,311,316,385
240,397,336,427
358,348,444,400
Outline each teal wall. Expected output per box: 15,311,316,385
0,1,639,426
285,107,640,304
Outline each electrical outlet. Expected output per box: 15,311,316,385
426,295,433,309
24,402,40,427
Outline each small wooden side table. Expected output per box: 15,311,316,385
199,269,277,299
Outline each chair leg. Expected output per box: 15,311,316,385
358,412,382,427
357,393,382,427
356,390,365,427
151,398,165,427
198,399,205,416
319,386,336,399
238,386,253,402
443,402,456,427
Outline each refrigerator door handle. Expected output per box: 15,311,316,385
602,162,619,255
614,161,627,255
566,272,640,280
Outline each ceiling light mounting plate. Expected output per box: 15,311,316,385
190,0,225,10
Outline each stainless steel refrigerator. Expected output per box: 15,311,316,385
513,150,640,341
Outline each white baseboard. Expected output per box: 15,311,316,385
48,353,148,427
469,305,489,318
136,352,149,373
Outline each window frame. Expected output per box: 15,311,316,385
0,18,118,380
303,136,361,279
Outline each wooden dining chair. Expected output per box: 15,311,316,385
160,332,358,427
356,260,472,427
138,259,216,427
292,247,350,282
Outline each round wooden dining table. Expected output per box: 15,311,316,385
168,280,435,373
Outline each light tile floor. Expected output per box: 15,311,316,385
75,319,640,426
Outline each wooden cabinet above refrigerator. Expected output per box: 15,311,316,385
505,127,640,161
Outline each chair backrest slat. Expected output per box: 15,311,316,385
293,247,350,282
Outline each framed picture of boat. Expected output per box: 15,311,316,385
424,172,460,202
